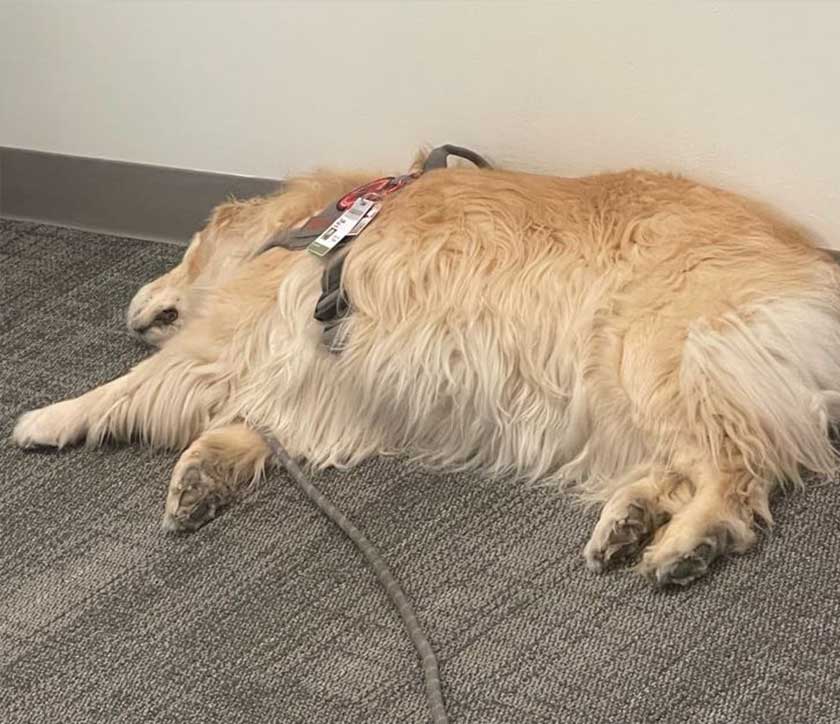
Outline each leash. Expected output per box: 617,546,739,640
260,432,449,724
256,149,493,720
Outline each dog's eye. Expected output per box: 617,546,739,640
154,308,179,326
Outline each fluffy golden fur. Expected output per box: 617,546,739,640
14,153,840,586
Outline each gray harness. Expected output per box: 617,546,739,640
260,145,491,350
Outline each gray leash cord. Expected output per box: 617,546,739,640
260,432,449,724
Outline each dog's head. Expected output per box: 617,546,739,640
126,232,198,346
126,191,290,346
128,227,231,347
127,171,382,346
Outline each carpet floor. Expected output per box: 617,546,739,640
1,218,839,723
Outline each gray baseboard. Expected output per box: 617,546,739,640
0,147,282,245
2,146,839,262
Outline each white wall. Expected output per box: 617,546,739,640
1,0,839,246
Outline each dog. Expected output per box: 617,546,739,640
13,151,840,586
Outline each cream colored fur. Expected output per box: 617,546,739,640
13,154,840,585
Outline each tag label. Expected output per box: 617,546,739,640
347,202,381,237
308,198,374,257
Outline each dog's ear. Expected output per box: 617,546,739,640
184,231,209,281
207,199,244,232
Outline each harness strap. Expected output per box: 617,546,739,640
258,145,491,350
422,144,491,171
314,249,350,349
258,205,346,254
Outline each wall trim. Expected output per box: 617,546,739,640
0,147,282,245
2,146,838,262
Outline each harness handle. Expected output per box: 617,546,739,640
422,144,491,172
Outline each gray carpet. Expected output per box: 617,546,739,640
1,217,839,724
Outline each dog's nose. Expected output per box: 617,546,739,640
154,308,179,326
130,307,179,337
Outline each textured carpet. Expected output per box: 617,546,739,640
1,217,839,723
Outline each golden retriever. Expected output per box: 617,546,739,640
13,152,840,586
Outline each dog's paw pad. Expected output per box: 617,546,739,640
584,500,665,572
163,464,224,533
647,540,720,588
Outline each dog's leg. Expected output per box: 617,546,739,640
585,455,769,586
162,423,271,531
12,349,226,451
636,459,767,587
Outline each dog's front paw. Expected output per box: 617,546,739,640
162,455,230,533
12,400,87,449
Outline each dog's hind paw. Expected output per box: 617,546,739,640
638,529,732,588
583,495,668,572
645,541,719,587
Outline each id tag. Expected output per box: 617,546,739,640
347,202,381,237
308,198,374,257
